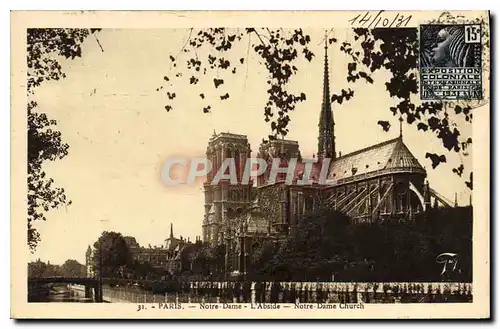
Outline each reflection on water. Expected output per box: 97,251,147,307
48,290,94,303
29,283,94,303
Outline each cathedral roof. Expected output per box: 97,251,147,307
326,137,425,183
259,137,425,187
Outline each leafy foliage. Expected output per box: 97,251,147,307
28,258,86,278
158,28,312,140
92,231,133,278
27,28,100,91
255,207,472,282
131,260,156,280
27,28,100,251
172,241,227,280
262,209,353,281
249,239,279,274
27,100,70,250
28,259,63,278
60,259,87,277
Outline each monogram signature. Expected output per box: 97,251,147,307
436,253,462,276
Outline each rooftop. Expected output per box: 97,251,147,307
209,131,248,142
327,137,425,181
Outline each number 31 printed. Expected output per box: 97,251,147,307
465,25,481,44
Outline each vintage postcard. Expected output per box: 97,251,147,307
11,10,490,319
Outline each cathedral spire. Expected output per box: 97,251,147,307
318,31,336,160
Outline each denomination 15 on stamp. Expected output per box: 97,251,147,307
420,24,482,101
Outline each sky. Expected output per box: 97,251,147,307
29,28,474,265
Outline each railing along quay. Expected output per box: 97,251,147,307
102,281,472,304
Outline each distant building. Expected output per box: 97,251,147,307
86,224,197,278
124,224,196,274
85,246,94,277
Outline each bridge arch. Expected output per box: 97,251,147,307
28,277,103,302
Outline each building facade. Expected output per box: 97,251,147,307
201,38,453,278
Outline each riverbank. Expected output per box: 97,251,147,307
30,283,94,303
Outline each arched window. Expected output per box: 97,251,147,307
224,148,232,176
395,182,407,213
235,149,241,181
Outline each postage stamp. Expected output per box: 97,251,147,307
420,24,483,101
10,10,490,320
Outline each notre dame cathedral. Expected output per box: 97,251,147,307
201,40,453,279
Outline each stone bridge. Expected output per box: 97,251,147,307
28,277,103,302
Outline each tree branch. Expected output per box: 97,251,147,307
170,28,194,71
250,29,267,46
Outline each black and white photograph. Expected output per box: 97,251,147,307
10,10,490,319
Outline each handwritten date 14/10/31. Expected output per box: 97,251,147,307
348,11,412,28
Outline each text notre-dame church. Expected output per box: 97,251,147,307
201,40,452,278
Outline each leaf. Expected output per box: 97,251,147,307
165,105,173,111
359,71,374,84
220,93,230,100
213,78,224,88
189,76,199,84
425,153,446,169
303,48,314,62
417,122,428,132
452,164,464,177
169,55,175,62
199,93,205,99
219,58,230,69
377,120,391,132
